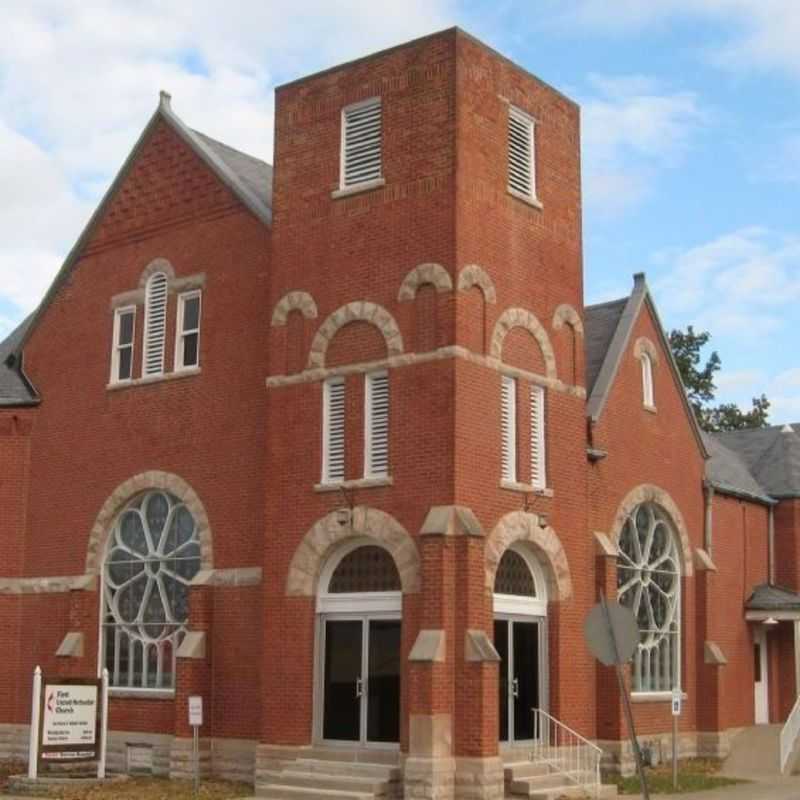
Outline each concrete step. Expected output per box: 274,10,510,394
504,760,551,779
509,783,617,800
257,784,374,800
275,768,391,794
291,758,400,780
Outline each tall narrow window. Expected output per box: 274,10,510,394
501,375,517,483
530,385,546,489
340,97,382,190
641,353,654,407
365,371,389,478
175,290,201,371
508,106,537,202
111,307,136,383
322,377,346,483
143,272,168,377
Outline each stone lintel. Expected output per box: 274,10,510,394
409,630,446,663
465,630,500,663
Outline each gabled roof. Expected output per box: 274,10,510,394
12,92,273,360
703,432,774,505
715,424,800,499
746,583,800,612
584,273,709,458
0,316,37,406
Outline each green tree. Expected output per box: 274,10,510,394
668,325,770,432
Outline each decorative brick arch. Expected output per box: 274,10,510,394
397,263,453,302
552,304,584,337
286,506,421,595
489,307,557,379
457,264,497,304
307,301,404,369
485,511,572,602
609,484,693,576
271,291,319,327
138,257,176,288
633,336,660,365
85,471,213,575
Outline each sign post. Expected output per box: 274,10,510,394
188,695,203,797
671,688,682,790
28,667,42,780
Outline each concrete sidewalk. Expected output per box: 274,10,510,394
635,774,800,799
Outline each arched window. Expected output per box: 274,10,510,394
102,491,201,690
143,272,168,376
641,352,654,407
493,545,547,616
617,503,681,692
495,550,536,597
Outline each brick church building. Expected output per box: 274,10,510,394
1,27,799,799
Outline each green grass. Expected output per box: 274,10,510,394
614,758,747,795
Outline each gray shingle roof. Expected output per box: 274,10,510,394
0,316,37,405
703,432,773,504
714,424,800,499
584,298,626,396
746,583,800,611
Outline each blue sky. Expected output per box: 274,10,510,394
1,1,798,421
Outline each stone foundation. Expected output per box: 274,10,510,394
403,755,455,799
453,757,505,800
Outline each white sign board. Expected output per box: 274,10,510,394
671,690,682,717
42,684,98,747
188,695,203,727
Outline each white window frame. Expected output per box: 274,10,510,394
530,385,547,490
641,353,654,408
142,272,168,378
364,370,389,479
507,105,539,205
110,306,136,384
322,376,346,484
501,375,517,483
174,289,202,372
339,96,383,192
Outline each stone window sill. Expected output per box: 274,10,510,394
107,367,201,391
500,481,553,498
331,178,386,199
631,691,686,704
109,688,175,700
315,476,393,493
508,188,544,210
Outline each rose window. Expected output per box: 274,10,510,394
617,502,681,692
102,491,201,689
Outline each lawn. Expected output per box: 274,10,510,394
614,758,747,795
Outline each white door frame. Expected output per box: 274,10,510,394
754,626,769,724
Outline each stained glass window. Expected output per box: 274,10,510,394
328,546,401,593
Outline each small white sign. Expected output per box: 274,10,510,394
671,690,682,717
42,684,98,747
188,695,203,727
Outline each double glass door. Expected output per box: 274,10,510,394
495,617,544,743
322,617,401,745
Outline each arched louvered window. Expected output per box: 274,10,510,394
641,353,654,408
143,272,168,376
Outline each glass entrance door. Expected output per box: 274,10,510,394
322,617,401,745
495,618,543,743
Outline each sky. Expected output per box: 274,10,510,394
1,1,798,422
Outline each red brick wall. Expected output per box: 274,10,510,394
775,499,800,591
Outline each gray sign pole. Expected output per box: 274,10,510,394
600,593,650,800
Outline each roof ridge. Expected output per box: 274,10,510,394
585,296,628,311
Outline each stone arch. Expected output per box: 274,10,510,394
308,301,404,369
286,506,420,596
609,484,693,576
138,257,176,288
397,263,453,302
457,264,497,304
86,471,213,574
551,304,584,337
485,511,572,602
633,336,660,365
490,307,557,379
271,291,319,326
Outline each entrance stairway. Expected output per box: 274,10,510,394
257,756,401,800
504,757,617,799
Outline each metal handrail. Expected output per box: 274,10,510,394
531,708,603,799
780,694,800,773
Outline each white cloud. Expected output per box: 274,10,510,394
580,75,706,215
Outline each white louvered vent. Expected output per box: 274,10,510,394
323,378,346,483
341,98,382,189
365,371,389,477
530,385,546,490
143,272,168,376
501,375,517,483
508,106,536,200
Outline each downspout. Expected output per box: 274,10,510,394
768,504,775,585
703,480,714,558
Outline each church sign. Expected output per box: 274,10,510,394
40,679,101,761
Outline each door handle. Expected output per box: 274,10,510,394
512,678,520,699
356,677,364,698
